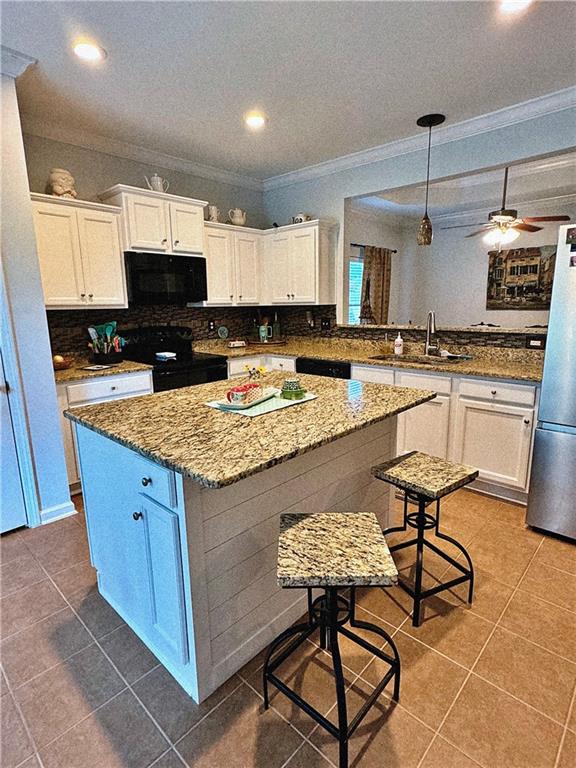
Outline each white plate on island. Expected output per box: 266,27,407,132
207,390,317,417
212,387,281,411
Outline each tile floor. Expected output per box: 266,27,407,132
1,490,575,768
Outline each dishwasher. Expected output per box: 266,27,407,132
295,357,351,379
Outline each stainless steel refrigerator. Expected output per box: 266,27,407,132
526,225,576,540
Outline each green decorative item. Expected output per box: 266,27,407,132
217,325,229,339
281,387,307,400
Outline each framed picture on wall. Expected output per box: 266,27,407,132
486,246,556,311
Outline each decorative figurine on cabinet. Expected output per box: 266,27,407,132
48,168,77,199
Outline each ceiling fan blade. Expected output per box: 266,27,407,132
522,215,571,222
465,228,492,238
512,222,542,233
440,223,487,230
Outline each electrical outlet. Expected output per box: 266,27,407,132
525,335,546,350
208,320,216,332
320,317,331,330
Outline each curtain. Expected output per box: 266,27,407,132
359,246,393,324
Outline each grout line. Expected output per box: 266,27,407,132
514,584,576,616
10,640,98,692
415,535,546,768
147,746,187,768
2,656,48,768
170,676,245,748
0,605,71,642
278,741,307,768
554,679,576,768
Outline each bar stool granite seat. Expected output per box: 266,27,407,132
372,451,478,627
263,511,400,768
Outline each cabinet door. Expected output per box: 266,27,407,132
32,203,86,306
265,356,296,372
57,384,79,486
125,194,169,250
169,202,204,254
290,228,317,303
234,232,259,303
205,229,235,304
453,398,533,489
268,232,292,303
140,497,189,665
397,395,451,459
77,210,126,307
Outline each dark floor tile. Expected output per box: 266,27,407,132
133,663,241,743
175,682,303,768
19,517,79,549
0,530,29,565
68,586,124,638
1,607,92,687
39,689,168,768
15,644,125,747
52,559,97,599
150,750,186,768
1,665,9,695
100,624,159,683
0,552,47,598
283,742,333,767
28,526,90,575
0,580,66,639
1,691,34,768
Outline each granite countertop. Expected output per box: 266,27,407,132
277,511,398,588
372,451,479,500
194,337,543,383
65,372,435,489
54,358,153,384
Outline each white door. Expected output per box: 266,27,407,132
169,202,204,254
268,232,292,303
1,351,27,532
125,195,169,250
397,395,451,459
77,210,126,307
290,228,317,303
234,232,259,304
32,202,86,306
205,229,235,304
453,398,534,489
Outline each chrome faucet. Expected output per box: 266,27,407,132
425,311,440,356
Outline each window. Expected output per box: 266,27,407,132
348,252,364,324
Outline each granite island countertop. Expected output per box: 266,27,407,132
195,337,543,383
65,372,435,489
54,358,152,384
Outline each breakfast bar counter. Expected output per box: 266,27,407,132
67,374,433,702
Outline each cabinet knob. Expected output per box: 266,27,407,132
524,418,531,425
230,294,233,300
80,293,86,298
141,477,152,487
174,240,179,245
291,294,295,299
491,390,497,396
162,238,168,244
287,293,290,298
239,294,242,299
110,385,117,391
132,511,143,521
88,294,93,299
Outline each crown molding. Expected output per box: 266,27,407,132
20,116,264,192
262,86,576,191
1,46,37,78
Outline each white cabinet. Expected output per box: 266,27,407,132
265,355,296,372
268,231,292,303
396,372,452,459
57,370,153,488
351,365,395,385
204,224,260,305
453,397,534,490
291,228,317,302
100,185,207,255
32,195,126,309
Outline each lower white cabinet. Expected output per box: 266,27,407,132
397,395,452,459
57,370,153,488
453,397,534,490
351,365,395,385
265,355,296,372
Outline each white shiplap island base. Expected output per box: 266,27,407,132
69,373,434,702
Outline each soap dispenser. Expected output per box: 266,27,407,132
394,332,404,356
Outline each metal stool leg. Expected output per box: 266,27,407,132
412,496,426,627
327,588,349,768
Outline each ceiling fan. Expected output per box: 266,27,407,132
441,166,570,242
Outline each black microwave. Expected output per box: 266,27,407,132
125,252,207,305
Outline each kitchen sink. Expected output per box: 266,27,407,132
369,354,471,364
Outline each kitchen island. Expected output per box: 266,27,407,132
66,373,434,702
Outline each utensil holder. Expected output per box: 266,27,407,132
92,351,123,364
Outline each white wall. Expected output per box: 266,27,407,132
1,75,73,524
23,134,269,229
264,108,576,322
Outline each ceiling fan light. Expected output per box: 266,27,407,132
483,227,519,246
417,213,433,246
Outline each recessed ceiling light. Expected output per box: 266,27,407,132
499,0,533,14
73,41,107,62
244,111,266,130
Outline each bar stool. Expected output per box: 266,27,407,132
372,451,478,627
263,511,401,768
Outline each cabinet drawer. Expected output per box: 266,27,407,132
227,356,261,377
67,373,151,405
459,378,535,406
129,453,177,509
351,365,395,385
396,371,451,395
266,355,296,372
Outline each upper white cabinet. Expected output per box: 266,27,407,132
31,194,126,309
100,185,207,255
263,221,335,305
204,224,260,305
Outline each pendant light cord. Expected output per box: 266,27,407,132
424,125,432,215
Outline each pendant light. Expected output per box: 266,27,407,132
416,113,445,246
